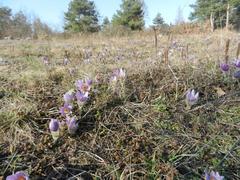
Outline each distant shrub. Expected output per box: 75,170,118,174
101,25,132,37
171,22,211,34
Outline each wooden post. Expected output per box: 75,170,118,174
225,39,230,63
181,47,184,60
210,12,214,32
180,45,188,61
237,42,240,59
153,27,158,55
168,33,172,42
164,47,169,65
226,3,230,30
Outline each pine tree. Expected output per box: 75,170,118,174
153,13,165,27
64,0,100,32
0,6,12,38
189,0,240,29
112,0,145,30
33,17,52,39
102,17,110,28
12,11,32,38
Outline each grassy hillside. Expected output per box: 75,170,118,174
0,30,240,179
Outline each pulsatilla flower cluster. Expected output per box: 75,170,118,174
6,171,29,180
66,116,78,134
63,90,75,104
49,78,92,140
76,79,92,93
220,59,240,79
186,89,199,109
42,56,49,65
76,91,89,104
111,68,126,80
110,68,126,97
233,59,240,79
59,91,74,117
205,170,224,180
75,79,92,104
59,103,72,116
233,58,240,68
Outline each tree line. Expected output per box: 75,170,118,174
0,7,53,39
0,0,239,38
64,0,240,33
190,0,240,30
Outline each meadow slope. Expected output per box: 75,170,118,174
0,30,240,179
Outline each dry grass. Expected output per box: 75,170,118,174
0,30,240,179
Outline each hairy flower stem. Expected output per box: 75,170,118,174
51,130,60,141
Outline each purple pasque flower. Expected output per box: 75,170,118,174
49,119,60,132
233,70,240,79
59,103,72,116
233,59,240,68
110,68,126,84
205,170,224,180
220,63,229,72
95,73,101,83
68,68,75,76
42,56,49,65
6,171,29,180
76,91,89,104
113,68,126,78
85,78,93,86
75,79,92,93
63,91,75,104
66,116,79,134
63,58,69,65
118,68,126,78
186,89,199,106
110,75,117,83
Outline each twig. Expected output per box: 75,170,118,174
168,64,179,100
216,138,240,168
78,150,106,164
3,151,18,174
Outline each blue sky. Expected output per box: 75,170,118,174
0,0,196,31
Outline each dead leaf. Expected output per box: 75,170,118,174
213,87,226,97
